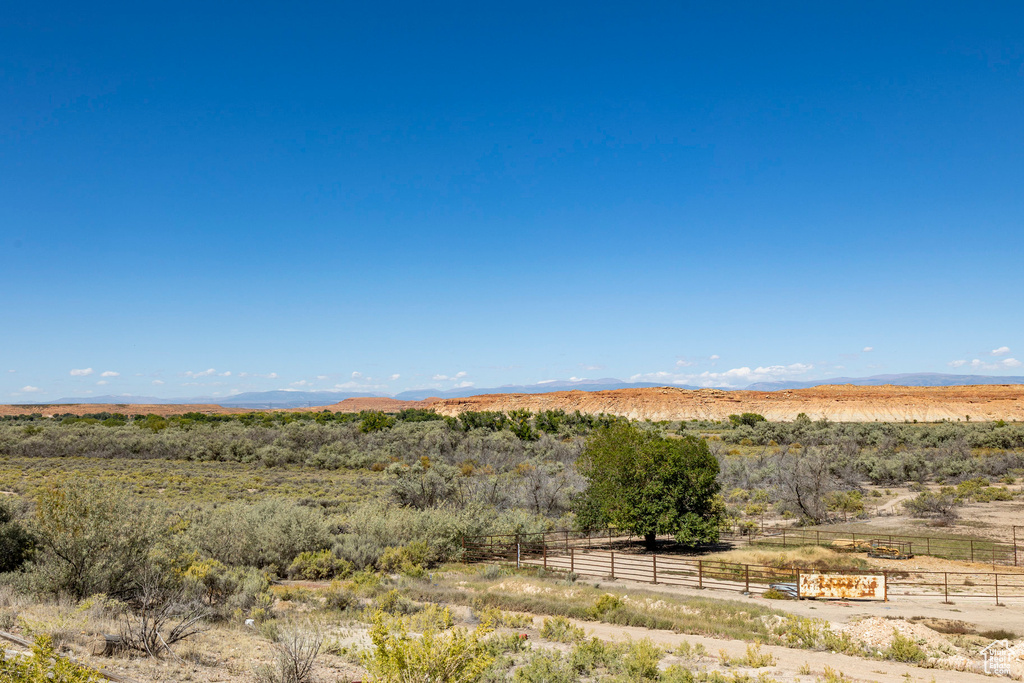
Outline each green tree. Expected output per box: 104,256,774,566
574,423,722,548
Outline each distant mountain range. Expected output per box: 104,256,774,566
743,373,1024,391
28,373,1024,409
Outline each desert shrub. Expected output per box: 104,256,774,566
371,589,420,616
512,649,576,683
903,490,961,524
287,550,352,580
322,581,359,611
539,616,585,643
185,559,271,620
30,483,167,599
886,630,925,663
253,623,323,683
568,637,619,674
362,610,494,682
190,499,331,571
590,593,623,617
621,637,664,679
0,634,104,682
472,605,533,629
0,498,34,573
378,541,431,573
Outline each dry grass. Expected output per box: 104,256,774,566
703,546,869,572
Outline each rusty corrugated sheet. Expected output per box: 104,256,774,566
798,573,885,600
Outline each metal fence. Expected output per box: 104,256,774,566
462,529,1024,604
742,527,1020,566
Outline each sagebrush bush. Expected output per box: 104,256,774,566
287,550,352,580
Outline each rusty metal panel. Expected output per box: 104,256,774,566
799,573,885,600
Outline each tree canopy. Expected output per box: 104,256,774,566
574,423,723,547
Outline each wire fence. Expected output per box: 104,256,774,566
462,529,1024,604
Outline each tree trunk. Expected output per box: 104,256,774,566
644,532,657,551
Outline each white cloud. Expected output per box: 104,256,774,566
630,362,814,389
70,368,94,376
290,380,311,387
991,346,1011,356
8,369,16,373
389,374,401,381
267,372,278,379
947,358,1022,371
185,368,217,378
432,371,468,382
96,380,108,385
862,347,874,353
219,371,231,377
675,359,695,367
709,355,720,361
316,375,328,380
453,381,474,388
333,380,390,390
568,377,586,382
19,385,41,393
152,380,165,385
100,371,119,377
351,371,362,379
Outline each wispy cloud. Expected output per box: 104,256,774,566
70,368,93,376
862,346,874,353
19,385,41,393
100,370,119,377
290,380,311,387
948,357,1022,371
709,354,720,361
96,380,108,385
991,346,1011,356
630,362,814,388
579,364,604,371
152,380,165,385
185,368,217,378
389,374,401,381
432,371,468,381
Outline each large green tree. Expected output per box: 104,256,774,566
574,423,722,548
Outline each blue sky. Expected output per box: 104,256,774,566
2,2,1023,400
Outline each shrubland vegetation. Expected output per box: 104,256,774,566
0,408,1021,679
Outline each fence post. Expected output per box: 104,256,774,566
926,537,930,556
796,568,801,599
571,548,575,574
698,560,703,589
610,551,615,580
816,530,820,546
995,573,1000,606
461,535,466,563
970,540,974,563
543,543,547,570
745,565,750,594
944,572,949,603
652,554,658,584
782,528,786,547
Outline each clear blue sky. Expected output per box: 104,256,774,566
2,1,1023,400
